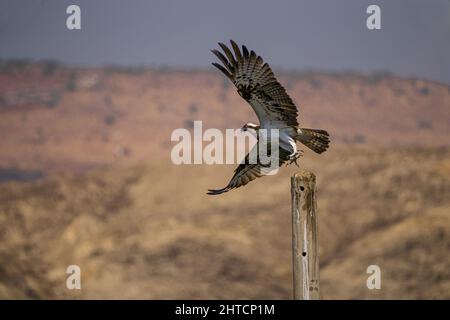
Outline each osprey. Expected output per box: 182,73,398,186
207,40,330,195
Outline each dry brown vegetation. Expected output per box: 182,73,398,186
0,147,449,299
0,61,449,299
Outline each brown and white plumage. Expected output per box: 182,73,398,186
208,40,330,195
211,40,299,128
207,143,292,195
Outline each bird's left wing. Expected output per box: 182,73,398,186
211,40,299,128
207,144,291,195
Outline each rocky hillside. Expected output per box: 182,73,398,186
0,61,449,299
0,147,449,299
0,61,449,177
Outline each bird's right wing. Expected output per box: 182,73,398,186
211,40,299,128
207,144,291,195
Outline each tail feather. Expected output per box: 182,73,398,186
296,128,330,154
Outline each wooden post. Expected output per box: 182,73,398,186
291,170,320,300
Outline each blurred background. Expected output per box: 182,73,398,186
0,0,449,299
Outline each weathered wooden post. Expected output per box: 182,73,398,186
291,170,320,300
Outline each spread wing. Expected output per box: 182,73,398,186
211,40,299,128
207,145,292,195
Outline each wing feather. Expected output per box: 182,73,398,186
230,40,242,63
218,42,237,67
207,146,292,195
211,63,231,80
242,45,249,58
211,49,233,73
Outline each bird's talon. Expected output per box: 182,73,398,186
288,151,302,166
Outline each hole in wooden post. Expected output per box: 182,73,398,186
300,186,305,191
302,252,307,257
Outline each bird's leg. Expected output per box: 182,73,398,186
287,150,303,167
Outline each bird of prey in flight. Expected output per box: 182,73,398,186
207,40,330,195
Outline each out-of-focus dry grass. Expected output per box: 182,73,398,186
0,146,449,299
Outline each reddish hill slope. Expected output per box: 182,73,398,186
0,61,449,175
